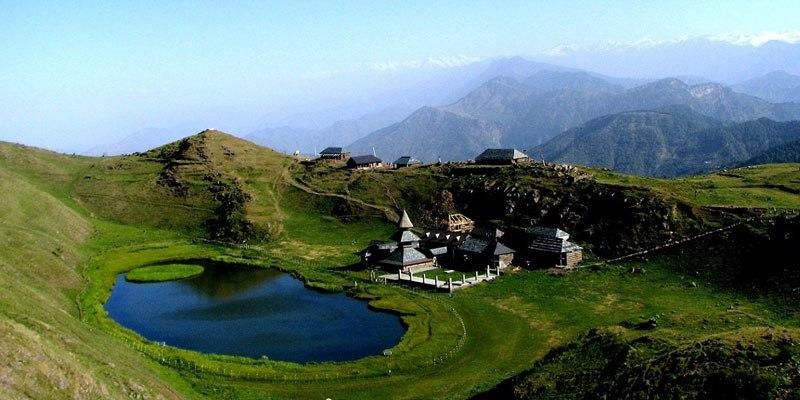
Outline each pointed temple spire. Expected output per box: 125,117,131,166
398,209,414,229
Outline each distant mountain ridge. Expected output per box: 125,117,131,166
349,72,800,163
246,105,423,155
247,57,587,154
537,106,800,176
733,70,800,103
739,139,800,167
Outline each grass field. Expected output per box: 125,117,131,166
125,263,205,282
590,163,800,209
1,133,799,399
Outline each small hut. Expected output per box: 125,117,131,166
318,147,350,161
393,156,421,168
475,149,529,165
527,226,583,268
454,226,515,270
347,155,383,169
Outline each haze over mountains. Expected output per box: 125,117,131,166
733,70,800,103
536,36,800,83
89,38,800,159
75,37,800,178
349,69,800,163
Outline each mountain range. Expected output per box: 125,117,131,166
536,106,800,176
349,71,800,163
77,39,800,156
733,70,800,103
245,106,411,155
739,139,800,167
244,57,599,155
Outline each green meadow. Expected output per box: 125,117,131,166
1,133,798,399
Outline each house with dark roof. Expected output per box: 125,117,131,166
347,155,383,169
454,226,515,269
527,226,582,268
419,230,469,267
475,148,529,165
318,147,350,161
393,156,421,168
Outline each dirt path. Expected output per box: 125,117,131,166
287,175,399,221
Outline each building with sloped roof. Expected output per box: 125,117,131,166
318,147,350,161
475,148,529,165
347,155,383,169
372,210,434,272
393,156,421,168
454,226,515,269
419,230,469,267
527,226,582,268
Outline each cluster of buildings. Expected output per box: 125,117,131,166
315,146,581,272
316,147,421,170
314,147,533,170
362,210,583,273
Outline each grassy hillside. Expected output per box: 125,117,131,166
475,327,800,399
295,161,718,256
0,167,194,399
1,133,799,399
591,163,800,209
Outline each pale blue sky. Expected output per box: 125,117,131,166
2,1,799,152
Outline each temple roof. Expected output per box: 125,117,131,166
529,237,582,253
392,229,421,243
458,236,515,256
380,246,431,267
398,209,414,229
527,226,570,239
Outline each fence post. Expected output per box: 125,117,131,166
448,278,453,293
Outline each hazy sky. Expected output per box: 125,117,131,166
2,0,800,152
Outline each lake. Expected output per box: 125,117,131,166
105,264,405,362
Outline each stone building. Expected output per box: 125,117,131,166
318,147,350,161
347,155,383,169
527,226,583,268
453,226,515,270
475,148,529,165
393,156,421,168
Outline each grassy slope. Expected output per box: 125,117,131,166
1,134,799,399
591,163,800,209
0,153,195,399
476,326,800,399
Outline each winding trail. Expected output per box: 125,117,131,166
287,175,399,222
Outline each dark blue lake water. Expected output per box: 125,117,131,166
105,265,405,362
